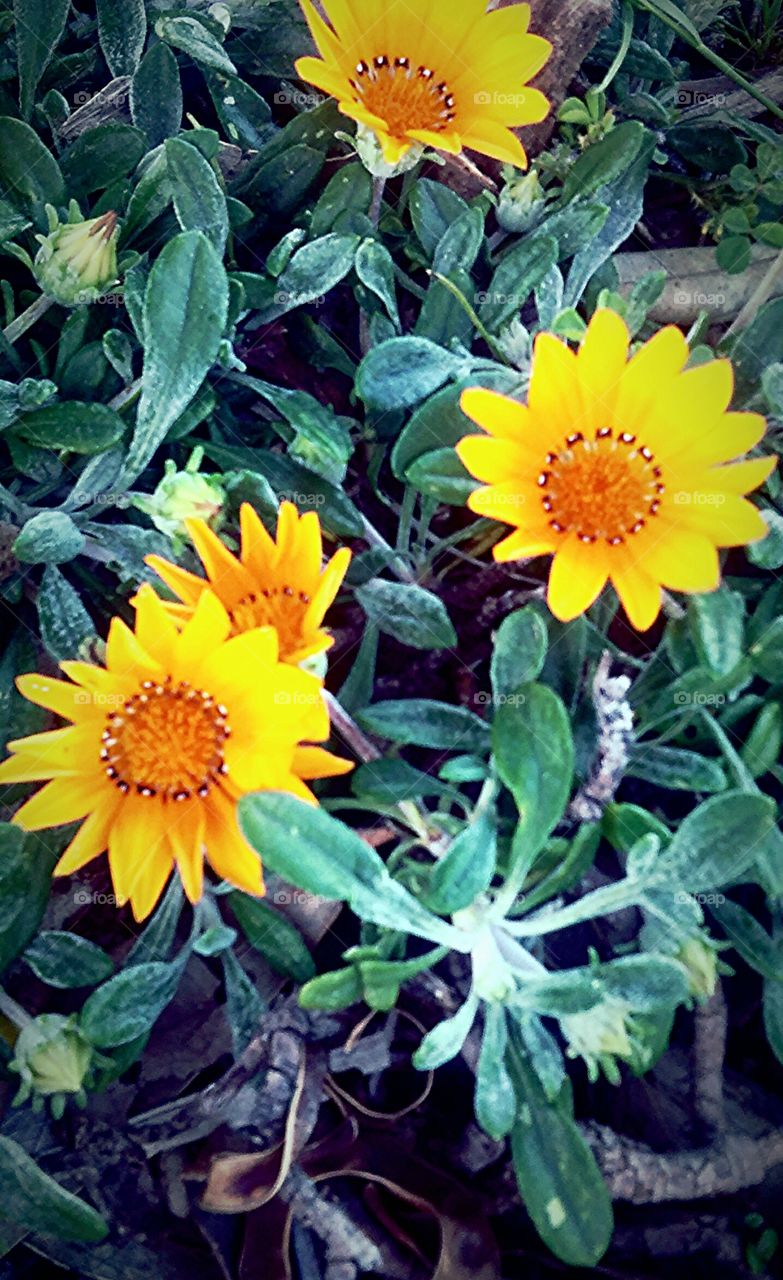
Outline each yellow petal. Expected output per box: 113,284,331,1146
303,546,351,631
185,517,252,599
456,435,530,484
459,388,535,448
293,745,354,779
576,308,630,432
673,412,767,468
528,333,582,437
492,529,557,561
168,802,205,904
106,616,160,681
145,554,206,608
133,584,178,668
205,788,264,896
676,494,770,545
239,502,277,578
639,531,720,592
14,775,100,831
461,120,528,167
55,795,121,876
610,558,661,632
16,673,95,723
129,846,176,922
547,535,609,621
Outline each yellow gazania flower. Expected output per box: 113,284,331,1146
146,502,351,667
0,586,352,922
456,309,775,631
294,0,551,168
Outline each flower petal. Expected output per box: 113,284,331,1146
547,534,609,621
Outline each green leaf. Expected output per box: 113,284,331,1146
710,899,783,981
562,122,645,201
165,137,228,254
763,973,783,1065
13,0,70,119
750,616,783,683
15,401,125,454
358,699,490,751
409,179,470,257
81,960,184,1048
689,587,745,675
479,233,558,331
357,337,465,410
97,0,146,76
413,993,478,1069
0,117,64,213
221,948,264,1056
0,1138,108,1242
391,370,522,479
0,824,55,975
491,607,548,700
356,579,457,651
263,232,359,319
749,508,783,569
155,14,236,73
492,684,574,858
352,758,454,806
426,810,497,915
509,1050,613,1266
716,234,752,274
238,793,471,951
657,792,775,891
433,206,485,275
355,238,400,329
14,511,84,565
300,967,363,1011
228,892,315,982
36,565,95,661
405,447,476,505
475,1005,516,1139
131,43,183,147
23,931,114,988
668,123,746,174
206,70,274,151
123,230,228,483
626,745,726,793
741,702,783,779
60,123,147,197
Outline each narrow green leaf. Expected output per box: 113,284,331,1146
80,960,184,1047
492,684,574,858
13,0,70,119
23,931,114,988
165,137,228,253
475,1005,516,1138
0,1138,108,1242
356,579,457,651
97,0,146,76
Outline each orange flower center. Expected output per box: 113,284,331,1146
537,428,666,544
351,56,457,136
228,584,311,653
101,679,231,801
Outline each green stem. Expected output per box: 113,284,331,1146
503,878,641,937
596,0,635,92
430,270,511,363
0,988,33,1030
2,294,54,345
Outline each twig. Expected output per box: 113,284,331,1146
724,246,783,339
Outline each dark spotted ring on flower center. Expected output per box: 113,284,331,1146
537,426,666,545
100,677,231,801
351,54,457,134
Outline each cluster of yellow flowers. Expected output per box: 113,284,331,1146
0,505,353,921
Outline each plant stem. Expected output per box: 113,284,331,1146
2,294,54,345
361,513,417,582
0,988,33,1030
503,878,642,937
359,177,387,357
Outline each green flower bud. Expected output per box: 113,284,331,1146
354,123,424,179
496,168,545,233
11,1015,92,1108
676,936,718,1000
34,203,120,307
132,448,226,548
561,1000,636,1082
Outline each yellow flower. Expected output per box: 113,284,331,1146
456,309,775,631
0,586,352,922
294,0,551,168
146,502,351,666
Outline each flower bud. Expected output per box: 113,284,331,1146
561,1000,635,1082
132,448,226,548
34,203,120,306
354,123,424,179
496,168,545,233
676,936,718,1000
11,1015,92,1111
